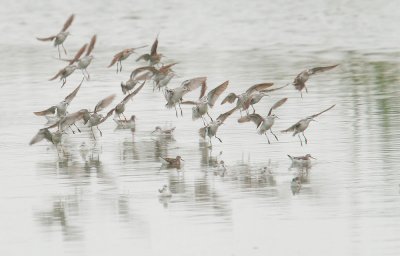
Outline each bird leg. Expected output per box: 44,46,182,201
61,78,66,88
300,91,303,99
96,126,103,137
73,123,81,133
116,62,119,74
270,129,278,141
215,135,223,143
264,133,271,144
302,132,308,144
251,104,256,113
298,134,303,146
206,112,214,122
305,86,308,93
85,69,90,80
62,44,67,55
122,112,128,121
68,125,75,134
201,116,207,126
91,127,96,140
178,103,183,116
119,61,123,72
57,45,61,59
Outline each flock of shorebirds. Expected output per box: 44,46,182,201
29,14,339,196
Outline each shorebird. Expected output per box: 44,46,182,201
114,115,136,129
151,126,176,136
36,14,75,58
47,109,89,134
291,64,339,98
160,156,184,169
108,45,147,73
244,84,288,113
290,177,302,194
221,82,273,115
281,104,335,146
287,154,316,166
199,107,237,147
29,128,65,156
84,94,117,138
136,35,163,66
63,35,97,80
49,64,77,88
181,80,229,125
164,77,207,117
112,81,145,121
120,66,157,94
238,98,287,144
34,78,83,123
158,185,172,197
152,63,178,90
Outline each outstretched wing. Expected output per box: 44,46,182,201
199,80,208,99
151,35,159,56
69,44,87,64
64,79,83,104
99,109,115,125
36,36,56,41
136,53,150,62
34,106,57,116
86,35,97,56
130,66,156,80
281,121,301,133
61,14,75,32
268,98,288,116
182,77,207,96
246,82,274,95
94,94,116,113
238,114,263,128
49,69,64,81
180,100,198,105
309,64,339,75
217,107,237,123
108,51,123,67
121,81,145,104
29,129,52,145
159,62,178,73
309,104,335,119
207,80,229,107
221,92,237,105
261,83,289,94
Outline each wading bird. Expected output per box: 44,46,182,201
137,35,163,66
160,156,184,169
108,45,147,73
112,81,145,121
49,65,77,88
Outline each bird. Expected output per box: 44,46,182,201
47,109,89,134
181,80,229,125
29,128,65,156
221,82,274,115
108,45,147,73
34,78,83,124
214,160,227,177
152,62,178,90
151,126,176,136
114,115,136,129
244,84,288,113
199,107,237,147
136,35,163,66
120,66,157,94
291,64,339,98
63,35,97,80
112,81,145,121
160,156,184,169
158,185,172,197
49,64,77,88
164,77,207,117
36,14,75,58
287,154,316,166
281,104,335,146
238,98,287,144
290,177,302,195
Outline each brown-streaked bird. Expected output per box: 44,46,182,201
151,126,176,136
108,45,147,73
160,156,184,169
49,65,77,88
153,62,178,91
47,109,89,134
281,104,335,146
64,35,97,80
34,78,83,123
244,84,288,113
238,98,287,144
136,35,164,66
181,80,229,125
112,81,145,121
221,82,274,115
164,77,207,117
199,106,238,147
37,14,75,58
29,128,65,156
291,64,339,98
288,154,316,166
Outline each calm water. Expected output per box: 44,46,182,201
1,0,400,255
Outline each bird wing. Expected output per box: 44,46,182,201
121,81,145,104
99,109,115,125
309,64,339,75
108,51,123,67
281,120,302,133
36,36,56,41
69,44,87,64
207,80,229,107
29,129,53,145
309,104,335,119
261,83,289,93
246,82,274,95
33,106,57,116
159,62,178,73
293,77,305,91
136,53,150,62
86,35,97,56
220,92,238,105
64,79,83,104
217,107,237,123
182,77,207,96
199,80,208,99
161,157,175,164
150,35,159,55
268,98,288,116
180,100,198,105
238,114,263,127
49,69,64,81
94,94,116,113
130,66,156,80
61,14,75,32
